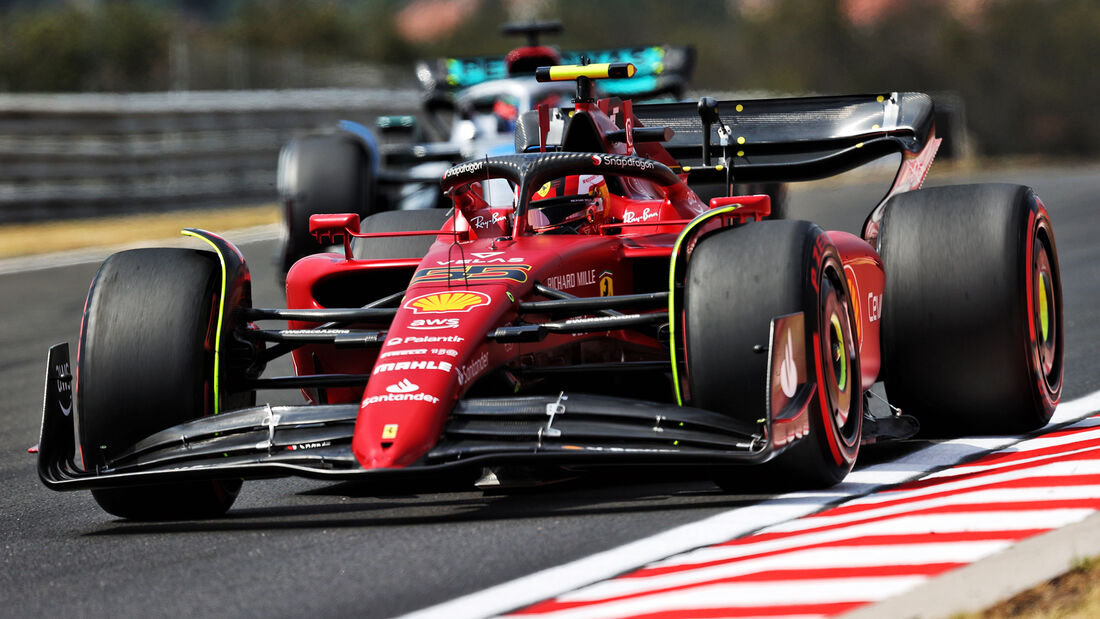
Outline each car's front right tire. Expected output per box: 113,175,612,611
78,248,244,519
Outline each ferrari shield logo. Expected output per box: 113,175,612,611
599,272,613,297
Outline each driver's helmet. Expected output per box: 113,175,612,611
528,173,608,228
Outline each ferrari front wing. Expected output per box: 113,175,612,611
36,342,817,492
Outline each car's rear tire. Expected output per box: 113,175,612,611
685,220,862,490
352,208,451,260
77,249,247,519
278,134,375,272
879,184,1062,436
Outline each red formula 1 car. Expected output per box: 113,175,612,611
37,63,1063,520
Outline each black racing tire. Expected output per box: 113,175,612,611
352,208,452,260
279,134,375,272
77,249,244,519
685,220,862,490
879,184,1062,436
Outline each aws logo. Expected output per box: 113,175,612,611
404,291,490,314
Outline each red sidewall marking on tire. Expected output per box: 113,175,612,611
813,330,845,467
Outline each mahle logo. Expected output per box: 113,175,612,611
405,291,490,314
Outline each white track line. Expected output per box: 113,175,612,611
400,389,1100,619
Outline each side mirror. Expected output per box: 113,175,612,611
709,195,771,223
309,213,360,258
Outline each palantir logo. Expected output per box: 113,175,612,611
386,379,418,394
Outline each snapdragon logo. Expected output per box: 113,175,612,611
443,160,486,180
591,154,655,172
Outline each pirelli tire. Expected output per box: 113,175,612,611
879,184,1063,436
77,248,251,519
352,208,452,260
278,134,376,272
685,220,862,490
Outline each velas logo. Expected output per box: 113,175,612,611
404,291,490,314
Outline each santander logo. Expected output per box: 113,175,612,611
386,379,418,394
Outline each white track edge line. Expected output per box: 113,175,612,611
400,389,1100,619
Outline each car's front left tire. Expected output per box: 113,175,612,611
684,220,862,490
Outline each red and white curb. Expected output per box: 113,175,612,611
402,391,1100,619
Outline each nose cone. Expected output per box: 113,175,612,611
350,287,511,469
353,364,455,469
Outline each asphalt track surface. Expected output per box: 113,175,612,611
1,162,1097,617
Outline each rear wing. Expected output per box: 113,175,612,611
418,45,695,101
631,92,936,184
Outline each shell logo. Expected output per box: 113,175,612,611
404,291,490,314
